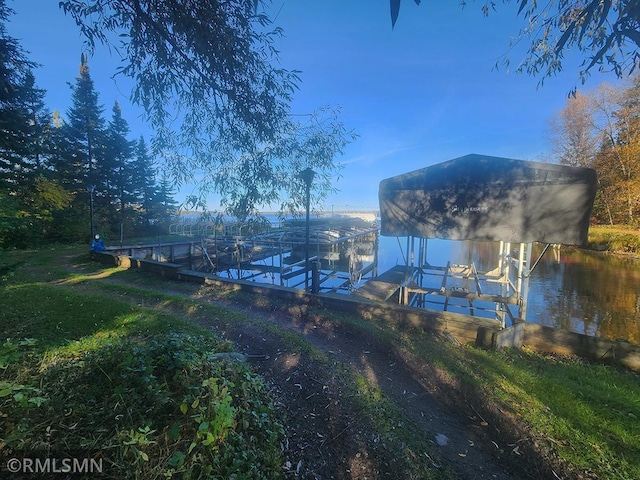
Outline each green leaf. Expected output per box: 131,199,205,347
167,450,185,467
202,432,215,446
28,397,48,406
167,423,181,441
390,0,401,29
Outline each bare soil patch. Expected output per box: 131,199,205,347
76,259,562,479
190,289,556,480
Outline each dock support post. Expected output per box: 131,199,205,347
311,260,320,294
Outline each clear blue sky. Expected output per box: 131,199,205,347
7,0,623,211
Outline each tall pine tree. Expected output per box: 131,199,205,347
50,54,107,241
131,136,158,230
0,2,68,246
0,0,33,188
103,100,135,236
59,53,105,191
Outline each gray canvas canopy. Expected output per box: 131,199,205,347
379,154,597,245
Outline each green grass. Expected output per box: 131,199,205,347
0,247,284,479
203,286,640,478
396,332,640,479
0,246,454,479
4,245,640,479
588,225,640,254
244,288,640,479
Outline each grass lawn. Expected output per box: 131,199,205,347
588,225,640,254
2,245,640,479
0,247,284,479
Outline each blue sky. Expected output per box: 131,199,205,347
7,0,623,211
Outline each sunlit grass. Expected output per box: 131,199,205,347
0,283,187,350
0,247,284,479
588,225,640,254
4,245,640,478
0,246,453,479
407,339,640,479
314,304,640,479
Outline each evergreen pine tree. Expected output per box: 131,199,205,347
132,136,159,231
103,100,135,236
54,54,107,241
0,0,34,189
0,2,66,246
17,70,51,174
155,170,179,225
59,53,105,192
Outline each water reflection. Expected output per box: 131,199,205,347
170,215,640,342
529,248,640,343
378,236,640,342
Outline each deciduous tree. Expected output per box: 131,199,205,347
550,78,640,224
549,91,599,167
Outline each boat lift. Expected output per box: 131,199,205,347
397,238,534,327
183,219,379,293
371,154,598,327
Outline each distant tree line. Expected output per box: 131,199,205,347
0,5,177,248
550,76,640,226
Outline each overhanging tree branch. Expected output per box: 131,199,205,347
390,0,640,84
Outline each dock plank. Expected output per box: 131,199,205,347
354,265,416,302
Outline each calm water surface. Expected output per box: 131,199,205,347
182,215,640,342
377,236,640,343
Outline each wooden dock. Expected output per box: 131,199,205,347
354,265,416,302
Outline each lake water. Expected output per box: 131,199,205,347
376,235,640,343
178,214,640,343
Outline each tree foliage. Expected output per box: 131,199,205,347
58,0,355,217
391,0,640,85
62,54,106,190
0,5,178,248
59,0,296,145
549,77,640,225
549,91,599,167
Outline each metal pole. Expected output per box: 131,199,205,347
305,180,311,291
517,242,525,297
300,168,316,292
87,185,95,241
519,243,533,320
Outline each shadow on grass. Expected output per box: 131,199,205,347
425,341,640,479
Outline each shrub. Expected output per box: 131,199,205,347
1,333,284,479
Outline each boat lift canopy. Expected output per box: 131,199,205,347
379,154,597,246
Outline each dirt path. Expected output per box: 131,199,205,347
192,292,530,479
